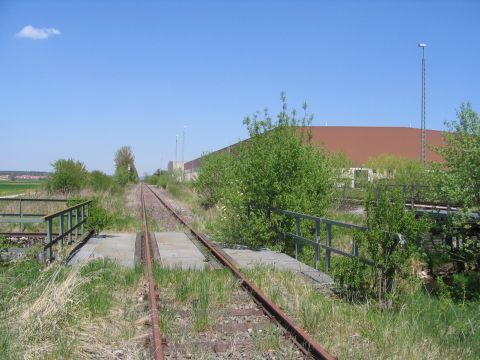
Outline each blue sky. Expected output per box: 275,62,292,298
1,0,479,174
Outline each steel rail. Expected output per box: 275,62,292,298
140,185,164,360
144,184,334,360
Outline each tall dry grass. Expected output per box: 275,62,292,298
3,260,147,359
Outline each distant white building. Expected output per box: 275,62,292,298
168,161,184,172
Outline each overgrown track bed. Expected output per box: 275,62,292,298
142,184,334,360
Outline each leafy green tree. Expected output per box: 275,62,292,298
47,159,88,194
88,170,115,192
194,151,235,208
114,146,139,184
436,102,480,208
114,167,130,187
200,93,336,249
433,102,480,285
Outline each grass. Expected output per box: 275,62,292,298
0,257,147,359
0,181,44,196
252,324,284,353
153,265,237,335
245,265,480,359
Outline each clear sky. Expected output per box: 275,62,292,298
1,0,479,174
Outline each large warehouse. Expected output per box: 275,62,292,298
182,126,445,181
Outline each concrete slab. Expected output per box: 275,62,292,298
155,232,206,270
69,232,136,268
222,247,333,285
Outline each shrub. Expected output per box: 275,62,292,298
194,151,235,208
86,200,111,234
88,170,118,192
367,154,428,186
67,198,111,234
46,159,88,194
197,93,336,249
337,184,430,305
114,167,129,187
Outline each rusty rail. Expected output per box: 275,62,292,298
143,184,334,360
140,185,164,360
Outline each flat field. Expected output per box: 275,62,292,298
0,181,43,196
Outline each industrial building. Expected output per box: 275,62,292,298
181,126,445,183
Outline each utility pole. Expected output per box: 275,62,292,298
182,126,186,165
182,126,186,180
175,134,178,164
418,43,427,165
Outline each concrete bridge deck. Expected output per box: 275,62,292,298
68,231,333,284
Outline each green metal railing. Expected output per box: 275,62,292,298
272,208,373,273
44,201,91,262
0,198,91,262
0,198,69,232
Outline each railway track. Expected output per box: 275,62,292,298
140,183,334,360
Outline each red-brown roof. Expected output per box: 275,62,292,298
184,126,445,170
308,126,445,165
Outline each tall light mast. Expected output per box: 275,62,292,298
418,43,427,165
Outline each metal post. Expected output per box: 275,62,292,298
352,239,359,257
68,210,73,244
47,219,53,262
326,223,332,273
295,217,301,260
410,185,415,209
315,219,321,270
402,185,407,209
59,214,64,249
80,205,84,235
19,199,23,232
75,208,78,240
419,43,427,165
175,134,178,163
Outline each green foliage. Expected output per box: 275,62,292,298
338,184,431,304
114,145,139,184
436,102,480,208
0,181,43,196
86,199,111,234
196,94,336,249
67,198,111,234
367,154,428,186
146,171,178,189
114,167,130,187
435,273,480,303
431,103,480,289
194,151,235,208
88,170,120,193
247,265,480,358
46,158,88,194
332,257,370,301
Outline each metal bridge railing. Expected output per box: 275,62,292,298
0,198,70,232
0,198,91,262
272,208,374,273
44,201,91,262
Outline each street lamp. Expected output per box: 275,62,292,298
418,43,427,165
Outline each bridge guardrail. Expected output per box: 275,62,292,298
272,208,374,273
44,200,91,262
0,198,91,262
